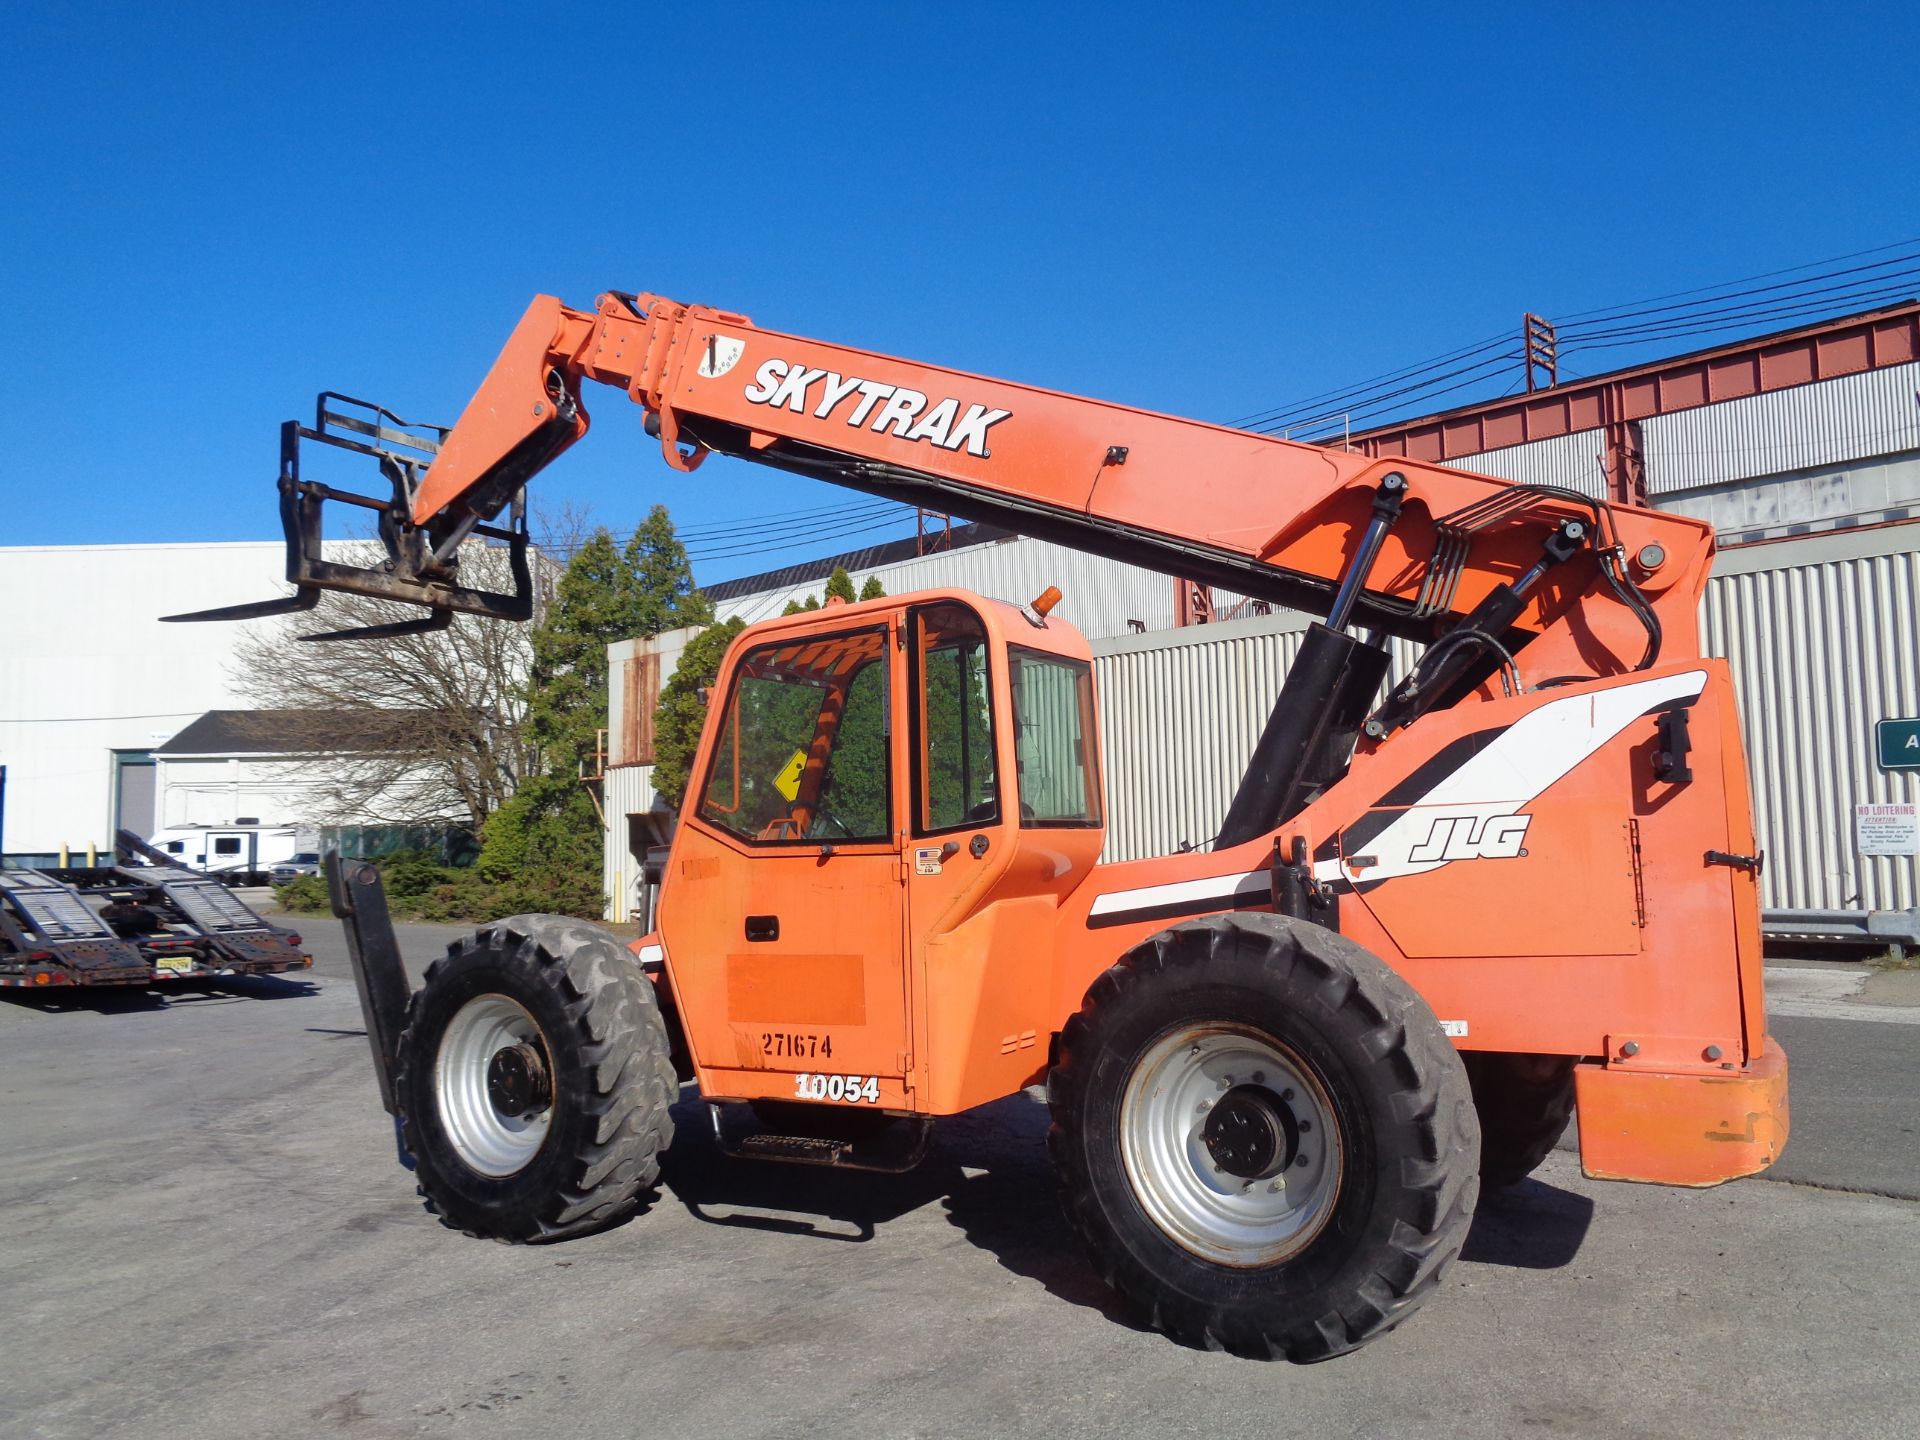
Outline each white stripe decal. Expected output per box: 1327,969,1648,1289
1089,869,1269,918
1312,669,1708,885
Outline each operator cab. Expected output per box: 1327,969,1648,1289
657,587,1105,1114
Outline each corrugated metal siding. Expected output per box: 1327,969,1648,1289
714,535,1178,639
1097,626,1301,861
600,764,658,922
1093,621,1421,864
1442,429,1608,497
1702,549,1919,911
1644,361,1920,495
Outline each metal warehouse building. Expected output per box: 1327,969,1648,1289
603,303,1920,937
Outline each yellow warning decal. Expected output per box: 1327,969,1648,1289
773,748,807,801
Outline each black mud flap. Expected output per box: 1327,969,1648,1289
326,853,418,1168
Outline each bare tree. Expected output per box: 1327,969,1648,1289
531,497,599,566
228,543,548,828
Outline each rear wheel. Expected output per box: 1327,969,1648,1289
1463,1052,1576,1188
395,915,677,1242
1048,913,1479,1360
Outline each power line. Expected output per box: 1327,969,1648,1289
1560,281,1920,357
1249,349,1523,437
686,511,922,563
1231,236,1920,441
1292,361,1541,441
1226,330,1512,431
677,500,907,543
1551,235,1920,323
1556,264,1920,343
674,497,907,538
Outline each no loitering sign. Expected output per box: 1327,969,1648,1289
1877,717,1920,771
1856,803,1919,856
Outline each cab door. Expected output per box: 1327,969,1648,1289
658,619,913,1108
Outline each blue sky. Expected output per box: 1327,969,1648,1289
3,2,1916,583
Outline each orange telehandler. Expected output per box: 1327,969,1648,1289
171,290,1787,1359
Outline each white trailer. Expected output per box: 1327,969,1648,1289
146,824,300,885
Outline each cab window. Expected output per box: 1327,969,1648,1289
698,627,891,844
1009,649,1101,827
912,602,998,834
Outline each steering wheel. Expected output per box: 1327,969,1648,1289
810,807,855,839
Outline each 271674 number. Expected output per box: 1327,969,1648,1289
794,1072,881,1104
761,1031,832,1059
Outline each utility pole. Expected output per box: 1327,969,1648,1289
1523,313,1558,392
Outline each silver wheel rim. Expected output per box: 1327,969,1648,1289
435,994,552,1177
1119,1024,1344,1267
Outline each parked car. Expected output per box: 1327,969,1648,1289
267,853,323,886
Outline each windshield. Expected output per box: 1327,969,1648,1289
698,627,891,844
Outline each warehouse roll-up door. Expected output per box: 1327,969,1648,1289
114,753,157,838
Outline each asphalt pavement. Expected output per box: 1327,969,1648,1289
2,918,1916,1440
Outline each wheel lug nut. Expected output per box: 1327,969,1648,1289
1197,1100,1211,1113
1251,1070,1265,1084
1269,1180,1285,1193
1280,1088,1294,1102
1296,1154,1309,1168
1298,1120,1311,1133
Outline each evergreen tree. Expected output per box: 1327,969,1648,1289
482,508,706,916
622,505,714,638
651,617,748,809
653,572,892,819
779,569,882,615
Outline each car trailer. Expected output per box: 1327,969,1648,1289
0,870,153,988
0,857,312,989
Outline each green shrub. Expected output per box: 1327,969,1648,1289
380,849,446,900
275,874,332,914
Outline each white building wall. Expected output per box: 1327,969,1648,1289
153,753,449,831
0,543,297,855
154,757,302,828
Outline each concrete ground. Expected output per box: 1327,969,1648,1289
2,920,1916,1440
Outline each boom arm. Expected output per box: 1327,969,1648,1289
173,289,1716,680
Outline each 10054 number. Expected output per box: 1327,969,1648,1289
794,1072,880,1104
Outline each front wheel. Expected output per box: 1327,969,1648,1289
1048,913,1479,1360
394,914,677,1242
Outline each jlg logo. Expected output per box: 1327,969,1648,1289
1405,812,1532,864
